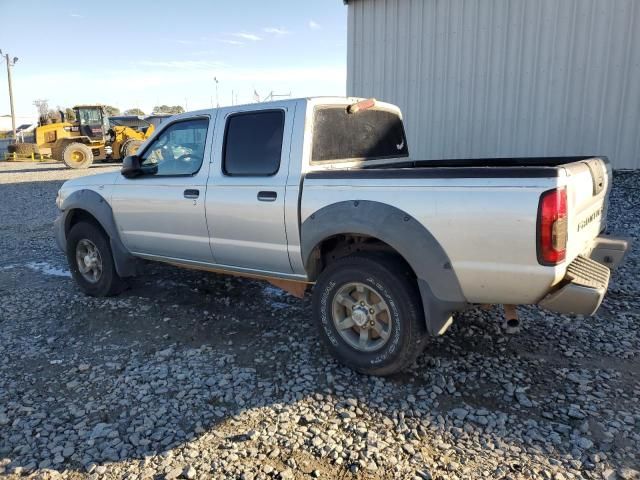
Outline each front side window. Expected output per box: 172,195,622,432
223,110,284,176
140,118,209,176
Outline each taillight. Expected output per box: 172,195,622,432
537,187,568,266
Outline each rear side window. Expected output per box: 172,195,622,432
223,110,285,176
312,106,409,163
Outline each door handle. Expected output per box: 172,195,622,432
257,191,277,202
184,189,200,199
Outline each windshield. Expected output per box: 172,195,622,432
77,108,103,125
312,106,409,163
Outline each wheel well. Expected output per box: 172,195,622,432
66,209,106,237
307,234,415,281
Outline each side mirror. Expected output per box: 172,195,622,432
121,155,141,178
121,155,157,178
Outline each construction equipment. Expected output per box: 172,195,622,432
106,115,154,162
7,105,155,169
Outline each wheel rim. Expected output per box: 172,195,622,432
331,282,393,352
69,149,86,165
75,239,103,283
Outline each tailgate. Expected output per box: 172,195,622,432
562,157,610,262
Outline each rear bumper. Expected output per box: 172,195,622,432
589,234,630,270
538,235,630,316
538,255,610,315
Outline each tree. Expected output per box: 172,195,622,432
103,105,121,117
64,107,76,122
48,106,75,123
152,105,185,114
124,108,145,116
33,99,49,119
47,109,62,122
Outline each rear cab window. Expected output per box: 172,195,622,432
311,105,409,164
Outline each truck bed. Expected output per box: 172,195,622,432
301,155,611,305
307,156,604,179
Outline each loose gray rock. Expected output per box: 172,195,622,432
576,437,594,450
164,467,182,480
619,468,640,480
0,163,637,480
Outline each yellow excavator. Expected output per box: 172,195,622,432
8,105,155,169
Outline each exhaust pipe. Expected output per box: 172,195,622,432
502,304,521,334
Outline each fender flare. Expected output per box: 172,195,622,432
60,189,137,277
301,200,468,334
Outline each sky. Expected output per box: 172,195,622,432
0,0,348,118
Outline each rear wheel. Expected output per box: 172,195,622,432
62,142,93,169
120,139,143,159
66,221,123,296
312,253,427,376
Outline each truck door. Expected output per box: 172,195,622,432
111,114,216,263
205,104,294,274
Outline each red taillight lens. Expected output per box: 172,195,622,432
537,188,568,266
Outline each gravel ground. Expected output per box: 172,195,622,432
0,161,638,480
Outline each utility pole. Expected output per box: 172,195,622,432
213,77,219,107
1,49,18,139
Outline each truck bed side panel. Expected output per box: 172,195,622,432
300,176,559,305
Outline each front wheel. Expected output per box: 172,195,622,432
312,253,427,376
66,221,123,296
62,142,94,169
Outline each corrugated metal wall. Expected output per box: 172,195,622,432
347,0,640,169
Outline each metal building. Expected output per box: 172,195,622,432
346,0,640,169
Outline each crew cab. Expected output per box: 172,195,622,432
54,97,629,375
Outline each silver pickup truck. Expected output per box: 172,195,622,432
55,97,629,375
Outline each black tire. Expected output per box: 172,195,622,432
8,143,40,155
312,253,428,376
66,221,124,297
62,142,93,169
120,139,143,159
